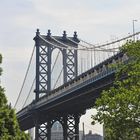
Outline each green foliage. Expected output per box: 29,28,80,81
91,40,140,140
0,54,30,140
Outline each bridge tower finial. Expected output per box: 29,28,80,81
47,29,51,37
36,28,40,36
73,31,77,39
63,30,67,40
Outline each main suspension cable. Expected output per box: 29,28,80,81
22,78,35,108
79,31,140,49
53,67,63,89
51,36,88,49
14,46,35,108
51,50,61,73
22,47,61,108
39,35,118,52
51,36,118,51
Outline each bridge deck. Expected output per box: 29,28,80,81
17,52,127,130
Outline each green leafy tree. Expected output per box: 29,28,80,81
0,54,30,140
91,41,140,140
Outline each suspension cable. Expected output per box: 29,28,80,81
51,36,72,48
22,78,35,108
14,46,35,108
22,44,61,108
51,36,118,51
53,67,63,89
79,31,140,49
39,35,118,52
67,37,104,50
68,37,119,51
51,36,88,49
51,50,61,73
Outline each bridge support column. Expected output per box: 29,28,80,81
35,120,52,140
34,29,52,140
62,31,79,83
63,114,80,140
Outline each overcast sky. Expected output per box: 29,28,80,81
0,0,140,135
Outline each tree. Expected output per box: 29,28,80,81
91,40,140,140
0,54,30,140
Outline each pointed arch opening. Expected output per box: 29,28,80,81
51,121,63,140
51,48,63,90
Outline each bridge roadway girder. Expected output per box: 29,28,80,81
17,71,115,131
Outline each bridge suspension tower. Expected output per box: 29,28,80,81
34,29,82,140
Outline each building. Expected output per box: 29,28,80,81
51,121,63,140
51,121,84,140
84,130,103,140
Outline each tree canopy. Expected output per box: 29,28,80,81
91,40,140,140
0,54,30,140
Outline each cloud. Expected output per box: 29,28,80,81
1,0,139,43
8,0,139,43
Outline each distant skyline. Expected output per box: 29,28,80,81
0,0,140,135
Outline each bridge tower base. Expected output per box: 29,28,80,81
63,114,80,140
35,121,51,140
35,113,81,140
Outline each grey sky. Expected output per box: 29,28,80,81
0,0,140,135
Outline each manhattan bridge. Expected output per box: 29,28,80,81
14,29,140,140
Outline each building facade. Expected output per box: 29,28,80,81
84,131,103,140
